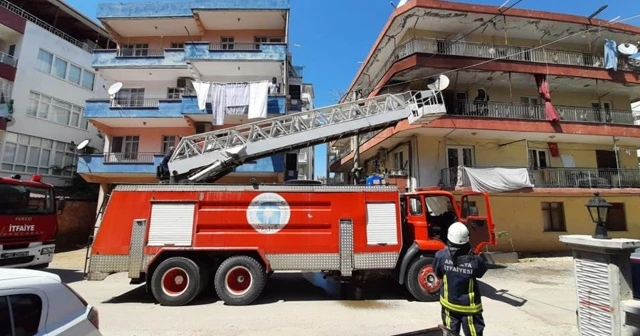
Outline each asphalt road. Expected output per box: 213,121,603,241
48,250,579,336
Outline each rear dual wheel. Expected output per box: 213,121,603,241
151,257,204,306
214,256,267,306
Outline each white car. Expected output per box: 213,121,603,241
0,268,101,336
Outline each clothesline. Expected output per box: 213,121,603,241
192,80,270,125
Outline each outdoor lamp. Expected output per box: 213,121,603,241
585,192,612,240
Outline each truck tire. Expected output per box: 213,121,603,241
214,255,266,306
406,255,441,302
151,257,202,306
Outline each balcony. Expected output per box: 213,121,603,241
440,167,640,189
0,51,17,68
372,37,634,92
450,101,635,125
92,48,187,69
77,153,165,176
185,42,287,62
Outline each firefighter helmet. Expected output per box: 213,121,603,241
447,222,470,245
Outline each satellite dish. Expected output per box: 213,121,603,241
426,75,450,91
77,139,90,151
618,43,638,56
107,82,123,96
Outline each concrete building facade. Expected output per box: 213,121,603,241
0,0,110,186
77,0,312,191
331,0,640,252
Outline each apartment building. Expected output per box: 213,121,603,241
77,0,311,194
0,0,109,186
331,0,640,252
296,83,315,180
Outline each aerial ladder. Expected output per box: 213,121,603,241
160,82,449,184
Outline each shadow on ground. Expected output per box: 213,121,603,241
479,280,527,307
43,268,86,284
101,272,419,307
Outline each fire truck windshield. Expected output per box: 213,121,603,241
0,184,55,215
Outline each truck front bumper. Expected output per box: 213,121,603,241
0,243,55,268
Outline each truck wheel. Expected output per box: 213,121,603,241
151,257,202,306
406,255,441,302
214,255,266,306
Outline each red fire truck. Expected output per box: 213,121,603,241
0,174,65,268
85,86,496,306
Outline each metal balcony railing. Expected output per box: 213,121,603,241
103,152,159,163
0,51,17,68
110,98,161,108
440,167,640,189
369,37,627,96
0,0,91,52
116,49,166,57
450,101,635,125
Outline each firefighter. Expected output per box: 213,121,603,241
160,146,175,173
433,222,487,336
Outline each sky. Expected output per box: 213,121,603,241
67,0,639,179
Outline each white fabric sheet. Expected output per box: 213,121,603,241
460,167,534,193
210,84,226,126
248,80,269,119
225,83,249,115
192,81,211,110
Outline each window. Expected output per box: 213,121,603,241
393,151,404,171
68,64,82,85
529,149,549,169
111,136,140,159
0,132,72,176
52,57,67,78
36,49,95,91
0,297,10,336
167,87,181,99
607,203,627,231
121,44,149,56
81,70,95,91
115,88,145,107
254,37,283,49
37,49,53,73
408,196,423,215
10,294,43,335
221,37,234,50
170,42,184,49
27,91,87,129
162,136,177,153
541,202,566,232
447,146,474,168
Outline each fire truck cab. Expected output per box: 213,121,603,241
0,174,64,268
87,184,494,306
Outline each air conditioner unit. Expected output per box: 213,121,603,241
177,78,187,88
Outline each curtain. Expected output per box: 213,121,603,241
534,74,560,122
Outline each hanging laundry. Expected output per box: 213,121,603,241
225,83,250,115
192,81,211,110
210,84,226,126
604,39,618,71
248,80,269,120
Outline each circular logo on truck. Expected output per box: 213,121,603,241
246,193,291,234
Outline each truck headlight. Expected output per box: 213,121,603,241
41,247,55,255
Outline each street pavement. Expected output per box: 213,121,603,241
48,250,579,336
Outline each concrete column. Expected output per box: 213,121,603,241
559,235,640,336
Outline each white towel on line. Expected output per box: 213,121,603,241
192,81,211,110
248,80,269,119
210,83,226,126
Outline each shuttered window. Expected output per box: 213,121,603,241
148,203,195,246
366,203,398,245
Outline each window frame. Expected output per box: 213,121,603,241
528,149,549,169
541,202,567,232
36,48,96,92
161,135,177,154
0,132,74,176
606,202,627,232
27,91,88,130
0,292,46,336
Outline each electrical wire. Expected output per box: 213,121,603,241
346,11,640,99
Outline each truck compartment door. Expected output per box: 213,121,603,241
459,192,496,254
148,203,196,247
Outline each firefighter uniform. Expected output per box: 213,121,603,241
433,245,487,336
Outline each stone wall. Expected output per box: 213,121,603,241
56,200,98,252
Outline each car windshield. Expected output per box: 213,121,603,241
0,184,54,215
425,196,454,216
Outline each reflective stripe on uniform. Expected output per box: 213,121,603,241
440,273,482,314
468,315,478,336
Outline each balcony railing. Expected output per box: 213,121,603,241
369,37,629,95
103,152,160,163
450,101,635,125
440,167,640,189
0,51,17,68
0,0,91,52
116,49,166,57
210,42,261,51
110,98,163,108
298,152,308,163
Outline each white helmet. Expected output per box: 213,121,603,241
447,222,470,245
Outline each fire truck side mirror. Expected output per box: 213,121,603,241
58,199,66,211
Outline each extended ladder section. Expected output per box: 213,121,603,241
167,89,447,183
